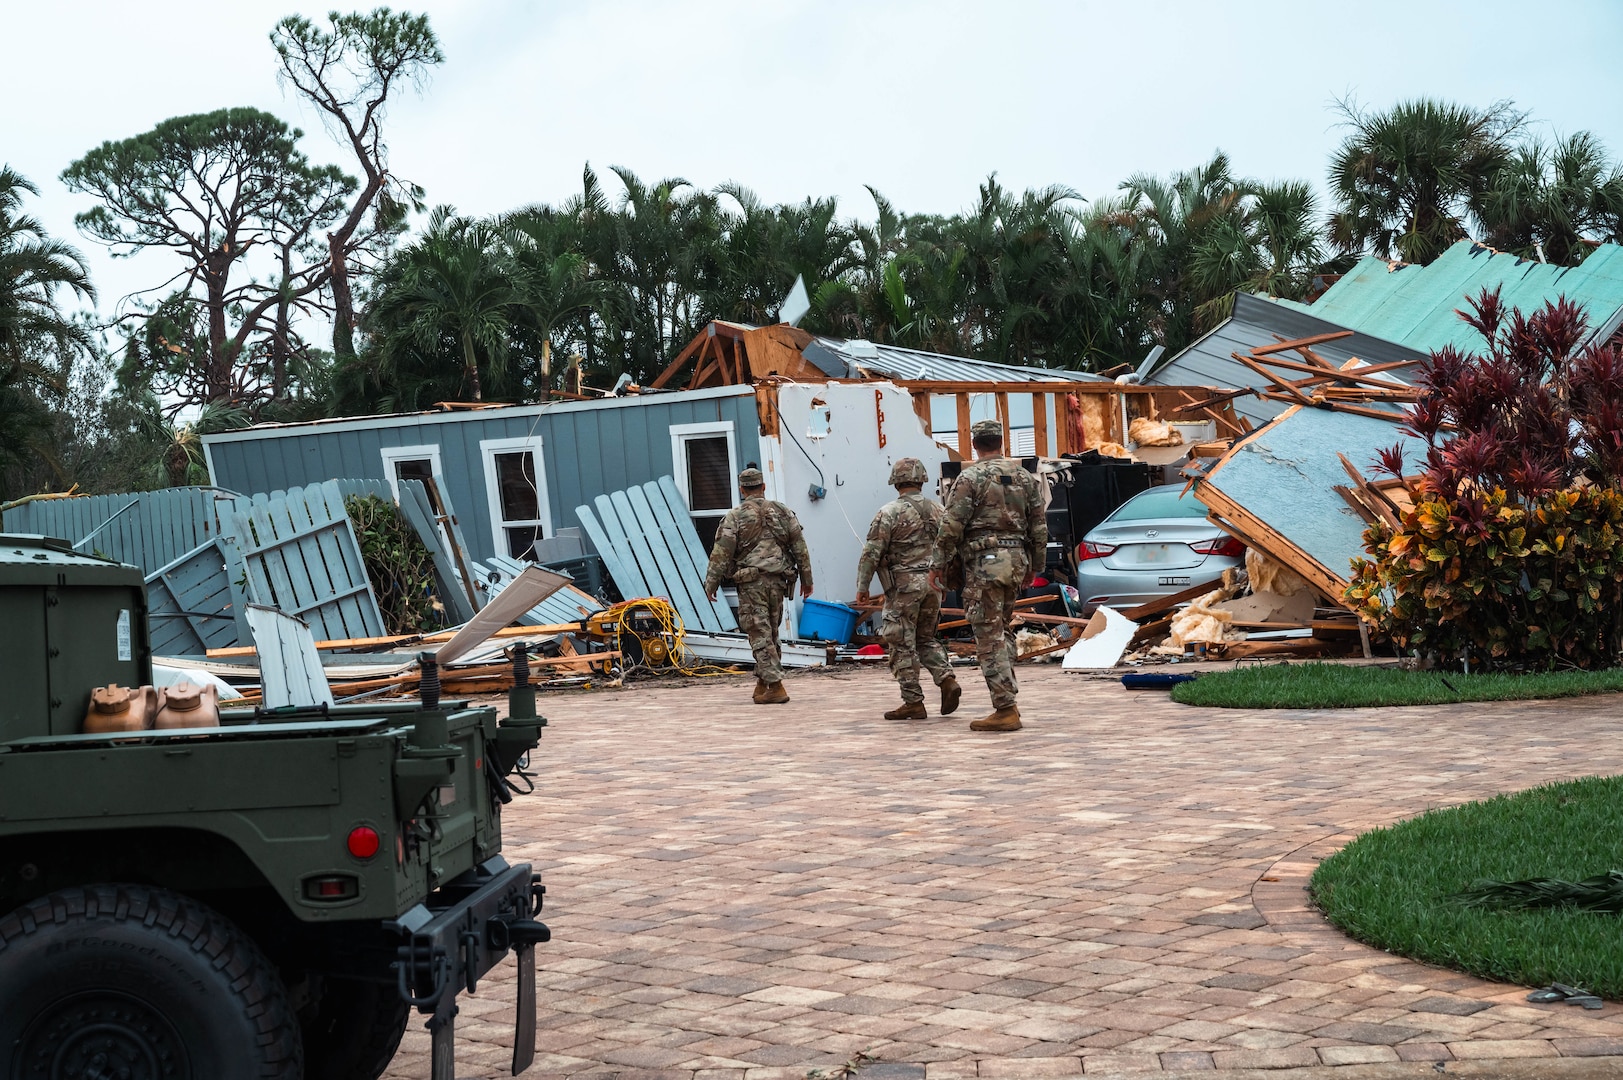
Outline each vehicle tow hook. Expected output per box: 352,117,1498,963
487,917,551,952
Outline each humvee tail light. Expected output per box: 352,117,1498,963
347,826,381,859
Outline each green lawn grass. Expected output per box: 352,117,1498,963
1169,662,1623,709
1311,776,1623,999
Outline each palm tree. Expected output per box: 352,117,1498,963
502,209,620,397
366,208,517,402
0,165,95,381
1476,132,1623,265
1328,98,1524,265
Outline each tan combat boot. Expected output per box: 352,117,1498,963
939,675,962,716
752,680,769,704
970,706,1021,731
758,681,790,705
884,701,927,720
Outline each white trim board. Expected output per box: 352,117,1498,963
479,434,554,559
378,444,446,501
669,420,739,520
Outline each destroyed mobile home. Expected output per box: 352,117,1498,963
20,236,1623,693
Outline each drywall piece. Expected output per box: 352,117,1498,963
477,554,602,625
1062,606,1137,670
437,565,572,666
245,605,335,709
1219,589,1316,625
1198,407,1420,587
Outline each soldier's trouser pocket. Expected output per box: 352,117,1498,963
971,548,1024,588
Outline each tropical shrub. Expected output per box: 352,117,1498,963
1345,288,1623,668
345,493,441,635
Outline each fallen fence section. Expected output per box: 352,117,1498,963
144,538,247,656
2,486,235,575
245,605,336,709
225,480,386,643
575,475,737,633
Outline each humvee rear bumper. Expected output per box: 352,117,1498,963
389,855,550,1078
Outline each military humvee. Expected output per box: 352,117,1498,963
0,533,550,1080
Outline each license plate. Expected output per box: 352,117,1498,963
1158,576,1190,586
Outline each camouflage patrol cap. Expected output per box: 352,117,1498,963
971,418,1003,439
888,458,928,486
738,467,765,488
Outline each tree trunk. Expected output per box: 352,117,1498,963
330,232,357,363
463,332,482,402
205,250,232,403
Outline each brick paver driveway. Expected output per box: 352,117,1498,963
384,664,1623,1078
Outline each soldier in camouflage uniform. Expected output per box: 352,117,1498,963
929,419,1047,731
704,467,814,704
856,458,961,720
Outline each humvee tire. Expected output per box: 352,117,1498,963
0,884,302,1079
301,975,411,1080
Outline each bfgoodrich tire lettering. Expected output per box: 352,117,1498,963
0,884,302,1080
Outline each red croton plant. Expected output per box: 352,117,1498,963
1346,286,1623,668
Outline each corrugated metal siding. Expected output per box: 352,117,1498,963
1147,292,1425,429
204,389,762,566
1282,242,1623,353
808,338,1108,383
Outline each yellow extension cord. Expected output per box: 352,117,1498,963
598,597,734,678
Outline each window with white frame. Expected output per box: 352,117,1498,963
670,421,738,551
379,444,445,503
479,436,552,560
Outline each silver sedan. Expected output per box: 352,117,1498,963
1074,485,1245,612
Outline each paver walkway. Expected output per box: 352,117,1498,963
383,664,1623,1079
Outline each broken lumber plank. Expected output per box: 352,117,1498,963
1251,330,1354,356
1120,577,1225,622
206,621,579,659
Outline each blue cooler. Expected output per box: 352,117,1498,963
798,599,859,644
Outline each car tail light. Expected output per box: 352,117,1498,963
1190,536,1246,558
1076,541,1117,562
347,826,381,860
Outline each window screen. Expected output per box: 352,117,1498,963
494,452,540,521
686,436,732,511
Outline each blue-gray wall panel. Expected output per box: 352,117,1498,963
205,391,763,567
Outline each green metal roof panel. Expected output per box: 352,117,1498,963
1303,242,1623,355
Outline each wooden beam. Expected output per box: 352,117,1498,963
955,393,972,458
1252,330,1354,356
911,391,932,433
996,391,1010,447
1233,352,1315,405
1248,352,1416,390
1032,393,1049,456
651,330,709,389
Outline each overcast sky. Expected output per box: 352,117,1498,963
6,0,1623,326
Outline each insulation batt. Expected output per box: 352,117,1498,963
1016,628,1060,660
1128,417,1185,447
1094,442,1133,459
1167,587,1244,646
1245,547,1311,597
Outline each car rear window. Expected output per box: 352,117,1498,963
1108,486,1209,521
